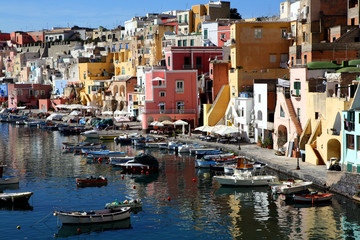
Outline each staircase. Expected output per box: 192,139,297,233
50,99,58,111
312,146,325,165
285,98,302,136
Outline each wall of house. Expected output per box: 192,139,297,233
341,110,360,167
210,61,229,101
202,22,218,46
206,85,230,126
254,83,268,141
217,26,230,47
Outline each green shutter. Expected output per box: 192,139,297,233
204,29,208,39
179,16,182,23
347,163,353,172
357,165,360,173
185,15,187,23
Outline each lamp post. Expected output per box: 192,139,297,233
296,134,300,170
238,123,241,150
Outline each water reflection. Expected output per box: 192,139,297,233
54,218,132,238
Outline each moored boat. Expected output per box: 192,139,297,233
54,207,131,224
76,176,108,187
271,181,313,195
105,199,142,210
0,165,19,185
0,192,33,204
293,193,333,203
117,153,159,173
214,171,278,187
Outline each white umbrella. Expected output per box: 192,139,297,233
211,125,227,134
150,121,164,127
115,116,130,122
173,120,188,126
114,110,130,116
67,104,85,110
216,126,239,136
161,120,174,125
195,126,205,131
69,110,81,116
201,126,214,133
102,111,114,116
55,104,70,109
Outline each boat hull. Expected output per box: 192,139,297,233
0,176,19,185
214,175,278,186
0,192,33,204
293,193,333,203
55,207,131,225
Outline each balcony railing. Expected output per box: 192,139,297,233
182,65,202,70
144,109,196,114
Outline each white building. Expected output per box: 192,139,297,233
201,21,218,46
124,17,145,37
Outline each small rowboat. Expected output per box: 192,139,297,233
76,176,108,187
54,207,131,225
0,192,33,204
293,193,333,203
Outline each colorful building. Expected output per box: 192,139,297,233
0,84,8,104
7,84,52,108
142,68,198,130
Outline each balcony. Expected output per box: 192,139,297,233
144,109,196,114
344,120,355,132
182,64,202,70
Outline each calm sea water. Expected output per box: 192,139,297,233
0,123,360,240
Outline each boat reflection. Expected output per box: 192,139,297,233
123,172,159,186
54,218,132,238
0,183,20,192
0,202,33,211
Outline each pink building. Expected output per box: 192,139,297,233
142,68,199,130
164,46,223,76
217,25,231,47
8,84,52,108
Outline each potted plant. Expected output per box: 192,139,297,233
257,136,262,146
264,138,273,149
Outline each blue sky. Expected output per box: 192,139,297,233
0,0,284,33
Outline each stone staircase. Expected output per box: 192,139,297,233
311,145,325,165
285,98,302,136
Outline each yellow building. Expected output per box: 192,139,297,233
113,49,135,77
78,54,114,106
203,21,290,126
191,1,230,33
301,70,357,165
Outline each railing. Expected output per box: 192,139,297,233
144,109,196,114
182,65,202,70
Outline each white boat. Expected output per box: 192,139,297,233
271,181,313,195
178,144,204,153
81,130,119,139
214,171,278,186
54,207,131,224
0,191,33,204
105,199,142,210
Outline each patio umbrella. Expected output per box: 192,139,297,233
211,125,227,134
195,126,205,131
174,120,188,134
67,104,86,110
150,121,164,127
55,104,70,109
216,126,239,136
201,125,214,133
115,116,131,123
161,120,174,126
114,110,130,116
69,110,81,116
102,111,114,116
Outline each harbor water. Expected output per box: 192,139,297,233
0,123,360,239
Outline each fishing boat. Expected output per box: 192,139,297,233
109,156,134,166
54,207,131,224
105,199,142,210
82,150,126,158
0,165,19,185
76,176,108,187
178,144,204,153
0,192,33,204
62,142,106,153
117,153,159,173
214,171,278,187
293,193,333,203
271,181,313,195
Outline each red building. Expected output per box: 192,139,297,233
0,33,10,41
10,31,42,45
217,25,231,47
142,68,199,130
8,84,52,108
164,46,223,76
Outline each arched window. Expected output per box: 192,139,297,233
121,67,125,75
257,110,263,121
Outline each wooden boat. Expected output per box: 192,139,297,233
82,150,125,157
105,199,142,210
109,157,133,166
214,171,278,186
0,165,19,185
117,153,159,173
271,181,313,194
76,176,108,187
293,193,333,203
0,192,33,204
54,207,131,225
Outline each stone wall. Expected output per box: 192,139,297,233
326,171,360,198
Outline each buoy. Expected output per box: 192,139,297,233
192,178,196,183
77,228,81,233
133,185,136,189
121,175,124,179
98,157,103,161
141,170,144,174
17,226,20,230
167,197,171,201
146,171,149,174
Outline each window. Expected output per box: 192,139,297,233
294,81,301,96
280,106,285,117
158,80,162,86
315,112,319,119
176,80,184,93
35,90,39,96
358,136,360,150
258,111,263,121
190,39,194,46
185,14,188,23
204,29,208,39
177,101,184,113
121,67,125,75
270,54,276,63
41,90,45,96
179,15,182,23
254,28,262,39
347,134,355,149
160,91,166,97
178,40,181,46
196,56,202,68
220,33,226,39
167,56,171,67
258,94,261,103
159,103,165,113
304,54,307,64
281,29,287,38
29,90,33,96
183,40,187,46
241,108,244,117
